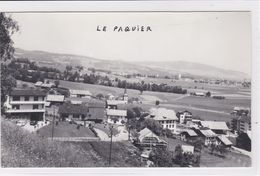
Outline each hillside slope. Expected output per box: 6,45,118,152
14,48,249,80
1,120,141,167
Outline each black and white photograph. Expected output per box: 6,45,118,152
0,1,257,172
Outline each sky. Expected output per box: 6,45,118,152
11,12,251,74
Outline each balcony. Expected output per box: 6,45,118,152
5,109,45,113
9,101,46,105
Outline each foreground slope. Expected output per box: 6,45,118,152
1,120,141,167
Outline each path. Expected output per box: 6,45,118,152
94,128,110,141
94,126,129,142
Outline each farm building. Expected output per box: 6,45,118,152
106,109,127,125
180,129,198,143
136,127,167,149
4,89,47,122
58,102,105,123
69,89,92,98
200,121,230,135
216,135,233,148
195,129,217,146
146,107,178,133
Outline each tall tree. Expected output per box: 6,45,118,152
0,13,19,61
1,13,19,104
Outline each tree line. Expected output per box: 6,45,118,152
6,58,187,95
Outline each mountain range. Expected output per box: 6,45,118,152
14,48,250,80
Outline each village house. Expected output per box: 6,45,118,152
106,99,128,109
146,107,178,133
106,109,127,125
177,110,193,124
4,89,47,122
195,128,217,146
180,129,198,143
200,121,230,135
69,89,92,98
136,127,167,149
46,94,65,106
58,102,105,123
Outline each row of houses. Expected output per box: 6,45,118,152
139,107,234,149
3,88,128,126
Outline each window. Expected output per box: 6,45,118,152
33,105,38,109
13,96,20,101
24,96,29,101
34,96,38,101
12,105,20,110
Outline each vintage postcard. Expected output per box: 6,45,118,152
0,1,258,176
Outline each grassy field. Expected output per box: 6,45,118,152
37,121,96,138
1,120,142,167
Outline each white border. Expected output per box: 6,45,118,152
0,1,259,176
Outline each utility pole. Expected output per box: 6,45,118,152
51,107,55,140
108,125,113,166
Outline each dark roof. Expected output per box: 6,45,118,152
58,102,106,120
10,89,46,96
88,107,105,120
58,103,89,115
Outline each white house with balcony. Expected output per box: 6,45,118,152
106,109,127,125
145,107,179,133
4,89,47,122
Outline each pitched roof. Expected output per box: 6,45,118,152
200,121,229,131
10,89,46,96
88,107,106,120
217,135,233,146
107,100,127,105
199,129,216,137
58,103,89,115
138,127,160,142
106,109,127,116
149,108,178,121
47,94,65,102
69,89,92,96
181,129,198,137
